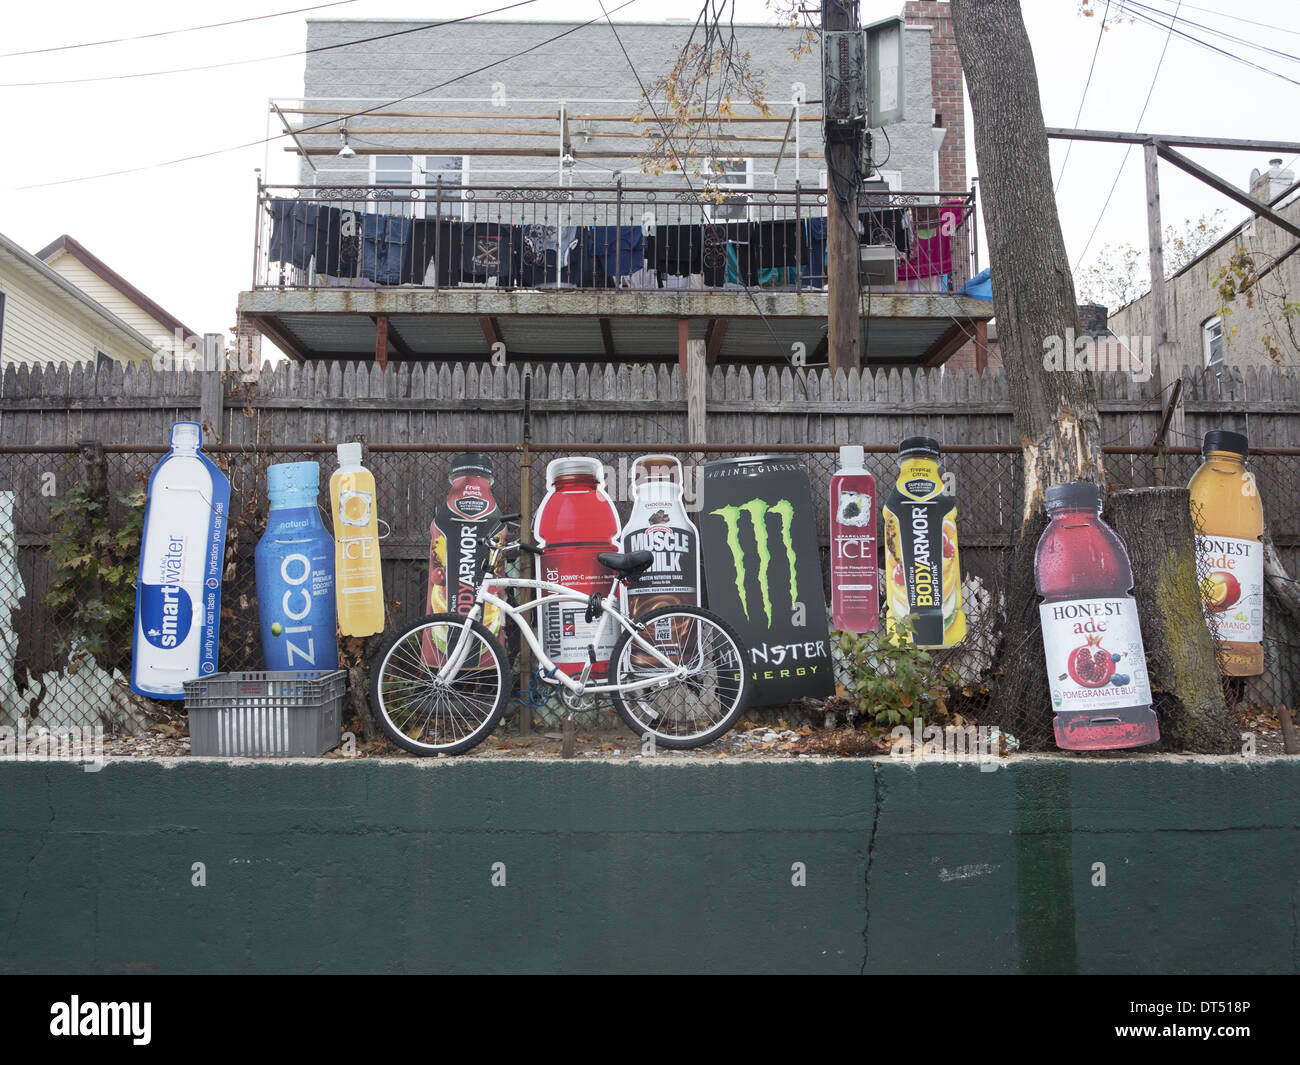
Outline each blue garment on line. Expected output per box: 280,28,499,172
587,225,645,280
361,213,413,285
267,198,318,270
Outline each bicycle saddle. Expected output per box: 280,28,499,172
597,550,654,577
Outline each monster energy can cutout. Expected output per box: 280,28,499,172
701,456,834,706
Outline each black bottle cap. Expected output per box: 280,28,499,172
1202,430,1249,458
899,436,941,457
451,453,495,480
1044,481,1102,512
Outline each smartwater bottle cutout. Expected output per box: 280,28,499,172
131,422,231,699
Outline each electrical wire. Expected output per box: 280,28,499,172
1113,0,1300,87
1072,0,1183,273
1055,0,1110,195
0,0,540,88
14,0,640,190
593,0,811,389
0,0,361,58
1120,0,1300,67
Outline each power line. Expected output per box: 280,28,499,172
1122,0,1300,66
1055,0,1110,195
1171,0,1300,38
0,0,361,58
593,0,811,383
0,0,540,88
1072,0,1183,273
14,0,640,190
1113,0,1300,87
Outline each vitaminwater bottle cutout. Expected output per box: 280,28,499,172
1035,481,1158,751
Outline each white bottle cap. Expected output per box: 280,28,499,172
337,441,362,467
171,422,201,450
839,445,865,470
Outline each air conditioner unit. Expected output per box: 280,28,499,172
859,244,898,285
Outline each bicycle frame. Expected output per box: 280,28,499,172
435,574,689,696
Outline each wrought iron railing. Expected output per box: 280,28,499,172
251,180,978,296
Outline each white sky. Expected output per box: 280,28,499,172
0,0,1295,344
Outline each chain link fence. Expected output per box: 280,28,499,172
1,440,1296,750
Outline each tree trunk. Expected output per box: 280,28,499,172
1106,488,1231,752
950,0,1105,746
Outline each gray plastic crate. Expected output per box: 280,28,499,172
183,670,346,757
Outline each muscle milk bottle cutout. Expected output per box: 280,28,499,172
882,437,965,646
131,421,231,699
255,461,338,671
1188,429,1264,675
533,457,621,678
330,442,384,638
829,445,879,632
619,455,701,664
1035,482,1157,750
425,454,503,662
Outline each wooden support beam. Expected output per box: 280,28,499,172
704,318,728,365
478,316,504,355
918,321,975,368
677,319,690,377
1045,128,1300,153
1157,144,1300,241
277,106,822,123
773,107,798,173
374,315,389,371
241,313,307,362
974,320,989,374
373,315,415,359
685,339,707,445
286,146,825,160
599,317,616,359
274,102,317,173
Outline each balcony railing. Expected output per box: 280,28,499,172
251,181,977,297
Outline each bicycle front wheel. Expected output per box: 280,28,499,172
369,613,511,756
608,605,751,750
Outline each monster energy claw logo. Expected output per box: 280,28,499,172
710,498,797,624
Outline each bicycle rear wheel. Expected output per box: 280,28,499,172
608,605,751,749
369,613,511,756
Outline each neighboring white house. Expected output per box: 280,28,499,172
37,235,198,365
0,231,183,370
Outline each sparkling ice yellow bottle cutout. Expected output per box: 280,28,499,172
331,442,385,637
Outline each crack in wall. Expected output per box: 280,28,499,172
860,760,882,975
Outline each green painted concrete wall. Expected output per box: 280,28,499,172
0,757,1296,974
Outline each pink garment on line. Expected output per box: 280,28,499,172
899,200,964,281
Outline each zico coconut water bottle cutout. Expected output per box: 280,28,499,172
425,454,503,662
1188,430,1264,676
1035,482,1158,751
619,455,702,664
533,457,620,679
829,445,878,633
255,462,338,671
131,421,230,699
331,442,384,638
701,455,833,706
882,437,965,647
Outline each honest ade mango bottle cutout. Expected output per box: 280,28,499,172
881,437,965,647
1188,429,1264,675
330,442,384,638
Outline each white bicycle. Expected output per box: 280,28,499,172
369,515,752,755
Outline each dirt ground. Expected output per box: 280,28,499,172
97,699,1296,761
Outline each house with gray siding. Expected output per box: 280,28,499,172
238,5,991,371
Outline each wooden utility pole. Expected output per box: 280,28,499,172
1143,139,1179,442
823,0,862,375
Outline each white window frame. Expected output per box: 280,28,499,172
702,158,753,221
369,155,469,218
1202,314,1224,373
